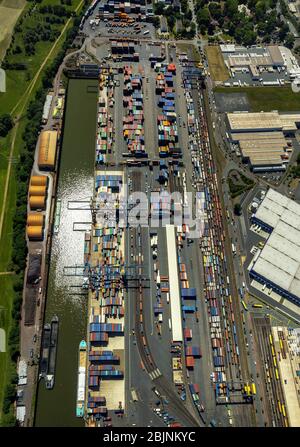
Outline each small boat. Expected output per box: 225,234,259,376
76,340,87,417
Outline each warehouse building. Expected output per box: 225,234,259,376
166,224,183,343
227,111,299,171
250,189,300,306
220,44,300,82
38,130,58,171
227,111,300,134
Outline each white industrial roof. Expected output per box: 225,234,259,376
252,189,300,299
166,224,183,342
18,359,27,378
16,406,26,423
228,111,300,132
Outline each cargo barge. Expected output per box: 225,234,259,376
46,315,59,389
39,323,51,378
39,316,59,389
76,340,87,418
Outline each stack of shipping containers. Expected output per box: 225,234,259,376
86,173,125,419
155,64,180,158
123,66,145,156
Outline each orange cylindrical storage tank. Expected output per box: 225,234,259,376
29,185,47,196
30,195,46,210
30,175,48,186
38,130,57,170
27,226,44,241
27,213,44,227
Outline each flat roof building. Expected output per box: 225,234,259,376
228,113,297,170
227,111,300,133
166,224,183,342
38,130,58,171
220,44,300,83
250,189,300,306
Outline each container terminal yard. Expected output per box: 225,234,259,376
12,0,300,429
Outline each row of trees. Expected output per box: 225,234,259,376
154,1,196,39
38,4,72,17
0,115,13,138
194,0,295,48
291,153,300,178
1,9,86,426
3,0,75,62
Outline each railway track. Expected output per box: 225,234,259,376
177,71,255,423
191,86,240,384
130,170,200,427
254,317,287,426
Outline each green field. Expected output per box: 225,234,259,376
0,0,26,62
0,0,85,424
177,43,201,62
0,0,82,116
206,45,230,82
214,86,300,112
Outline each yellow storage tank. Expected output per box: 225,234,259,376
27,225,44,241
29,185,47,196
30,195,46,210
30,175,48,186
27,213,44,227
38,130,58,170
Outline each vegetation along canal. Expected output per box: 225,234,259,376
34,79,98,427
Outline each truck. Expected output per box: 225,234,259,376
131,389,138,401
152,387,161,397
209,419,217,427
231,243,236,255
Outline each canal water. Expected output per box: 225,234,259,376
34,79,98,427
